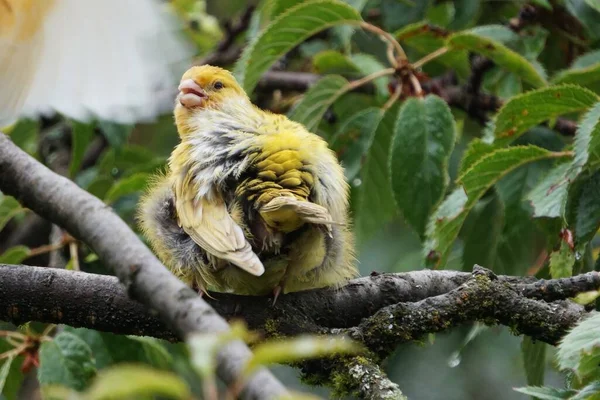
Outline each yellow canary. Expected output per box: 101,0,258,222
0,0,191,126
138,65,357,298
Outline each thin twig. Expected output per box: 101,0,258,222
382,82,402,111
359,22,407,66
412,46,449,69
346,68,395,90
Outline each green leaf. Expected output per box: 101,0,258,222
104,173,150,204
573,382,600,400
390,95,457,237
397,23,470,78
552,62,600,89
244,335,362,375
569,170,600,244
331,108,383,181
489,84,599,145
288,75,349,133
469,24,519,44
63,327,173,371
567,0,600,40
495,162,552,276
462,192,504,271
234,0,362,93
514,386,575,400
448,0,480,29
425,146,570,267
98,122,132,151
350,54,389,98
69,121,95,178
85,364,189,400
38,332,96,391
526,162,573,219
0,246,30,264
459,139,498,175
0,356,15,395
448,30,547,88
0,195,23,233
381,0,428,32
574,101,600,170
7,119,39,155
522,337,546,388
585,0,600,13
557,312,600,381
354,104,399,244
312,50,359,75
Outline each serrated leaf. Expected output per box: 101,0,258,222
234,0,362,93
84,364,189,400
331,107,383,181
448,31,547,88
69,121,95,178
390,95,457,237
459,139,498,175
557,312,600,381
526,162,573,218
38,332,96,391
489,85,599,145
573,50,600,69
354,104,399,244
522,337,547,388
244,335,362,375
104,173,150,204
574,102,600,170
425,146,570,267
288,75,349,133
0,246,30,264
514,386,575,400
0,195,23,233
0,356,14,395
312,50,359,75
552,62,600,89
569,170,600,244
572,381,600,400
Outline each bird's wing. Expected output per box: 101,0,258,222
173,173,264,277
0,0,192,126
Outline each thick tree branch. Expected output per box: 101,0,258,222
0,134,287,400
0,264,597,345
346,267,588,359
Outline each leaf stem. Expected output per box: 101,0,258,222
347,68,395,91
383,83,402,111
412,47,449,69
359,22,407,67
409,74,423,97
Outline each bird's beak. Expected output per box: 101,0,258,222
178,79,207,108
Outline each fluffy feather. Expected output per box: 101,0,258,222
139,65,357,296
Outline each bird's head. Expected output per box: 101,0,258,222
176,65,247,111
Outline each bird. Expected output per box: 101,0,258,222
138,65,357,300
0,0,193,127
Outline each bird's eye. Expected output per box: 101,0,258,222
214,81,224,90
